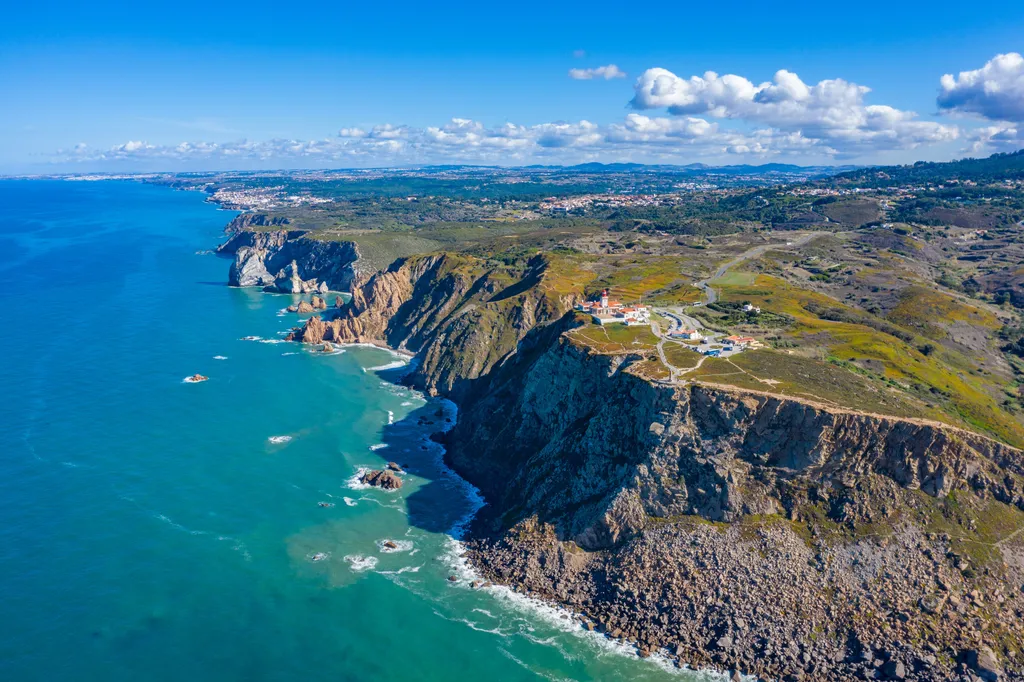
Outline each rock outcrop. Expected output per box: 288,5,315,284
219,229,359,292
359,469,403,490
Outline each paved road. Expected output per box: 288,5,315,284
651,232,823,383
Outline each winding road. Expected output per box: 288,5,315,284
652,232,823,383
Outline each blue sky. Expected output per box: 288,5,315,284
3,0,1023,173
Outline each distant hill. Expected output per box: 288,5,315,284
831,149,1024,186
561,162,853,177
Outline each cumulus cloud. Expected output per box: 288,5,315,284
631,67,958,156
938,53,1024,123
569,64,626,80
965,123,1024,153
59,113,844,169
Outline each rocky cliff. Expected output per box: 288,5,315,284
218,229,359,293
447,337,1024,681
449,337,1024,548
223,212,292,233
290,252,573,400
281,246,1024,681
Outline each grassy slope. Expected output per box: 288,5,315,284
715,274,1024,446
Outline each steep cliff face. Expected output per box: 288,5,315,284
447,337,1024,681
448,336,1024,550
218,230,359,292
292,252,574,400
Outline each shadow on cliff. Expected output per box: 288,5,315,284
372,316,578,540
372,366,476,536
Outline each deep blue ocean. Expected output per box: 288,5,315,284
0,180,712,682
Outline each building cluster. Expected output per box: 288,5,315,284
541,193,682,213
577,290,650,326
210,186,335,212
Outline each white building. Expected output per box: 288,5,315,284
578,289,650,326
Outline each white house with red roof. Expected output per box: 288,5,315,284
577,289,650,326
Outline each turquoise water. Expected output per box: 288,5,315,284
0,180,711,682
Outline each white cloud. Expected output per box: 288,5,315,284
938,53,1024,122
965,123,1024,153
58,116,818,169
631,67,958,156
59,96,959,170
569,64,626,80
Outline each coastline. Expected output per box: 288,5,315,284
214,205,1024,682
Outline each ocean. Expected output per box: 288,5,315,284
0,180,717,682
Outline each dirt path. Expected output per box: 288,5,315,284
693,232,822,305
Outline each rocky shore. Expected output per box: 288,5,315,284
225,229,1024,681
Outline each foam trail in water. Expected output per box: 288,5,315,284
344,554,378,572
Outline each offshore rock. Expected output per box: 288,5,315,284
360,469,403,490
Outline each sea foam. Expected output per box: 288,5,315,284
343,554,378,572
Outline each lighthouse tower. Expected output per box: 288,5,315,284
600,289,609,311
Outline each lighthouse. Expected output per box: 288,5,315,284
600,289,609,311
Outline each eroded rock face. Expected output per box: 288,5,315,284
359,469,403,490
220,230,359,292
230,248,270,287
443,336,1024,681
443,338,1023,551
288,253,572,400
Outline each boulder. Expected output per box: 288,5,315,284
296,300,315,314
322,342,334,353
311,295,327,310
966,647,1002,681
359,469,403,490
386,462,404,473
